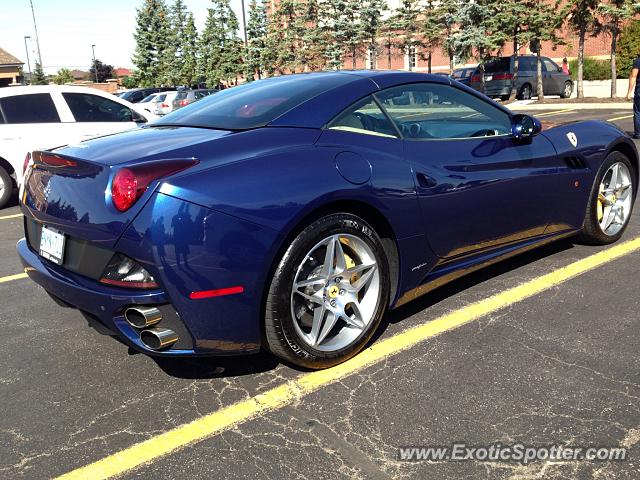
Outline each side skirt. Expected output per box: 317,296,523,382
392,230,578,309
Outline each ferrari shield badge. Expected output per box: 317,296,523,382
566,132,578,148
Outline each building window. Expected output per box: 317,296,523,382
368,45,376,69
408,46,416,70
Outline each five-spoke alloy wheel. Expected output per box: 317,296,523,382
265,213,389,369
580,151,636,244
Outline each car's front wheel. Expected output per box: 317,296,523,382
560,81,573,99
579,151,636,245
518,84,532,100
264,213,390,369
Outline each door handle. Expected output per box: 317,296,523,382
416,172,437,188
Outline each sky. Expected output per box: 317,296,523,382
1,0,247,74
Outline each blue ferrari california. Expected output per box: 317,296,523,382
18,71,638,368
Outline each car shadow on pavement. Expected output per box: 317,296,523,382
372,239,575,344
150,351,281,379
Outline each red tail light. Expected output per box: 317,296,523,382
111,159,199,212
493,73,514,81
161,103,169,108
179,100,188,106
471,75,481,83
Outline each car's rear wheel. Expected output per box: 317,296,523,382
560,81,573,99
518,84,532,100
579,151,635,245
0,167,13,209
264,213,389,369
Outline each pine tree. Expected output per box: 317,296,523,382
564,0,600,98
450,0,505,91
437,0,461,74
266,0,305,73
163,0,190,86
521,1,564,100
389,0,423,72
359,0,386,69
181,13,198,86
598,0,638,97
421,0,441,74
299,0,326,71
32,62,47,85
198,0,244,87
133,0,171,86
245,0,268,80
494,1,530,100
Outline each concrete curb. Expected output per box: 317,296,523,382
507,102,632,111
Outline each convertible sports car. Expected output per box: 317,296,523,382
17,71,638,369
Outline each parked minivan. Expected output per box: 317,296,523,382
470,56,573,100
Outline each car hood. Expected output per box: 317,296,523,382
56,126,232,166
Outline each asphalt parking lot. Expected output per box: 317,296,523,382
1,107,640,480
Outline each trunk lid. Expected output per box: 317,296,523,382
22,126,230,248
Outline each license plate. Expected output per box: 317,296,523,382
40,225,66,265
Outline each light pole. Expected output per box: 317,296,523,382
29,0,43,68
23,36,32,85
240,0,247,46
91,44,98,83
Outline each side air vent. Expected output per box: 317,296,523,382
564,156,587,170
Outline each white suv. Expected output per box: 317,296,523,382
0,85,158,208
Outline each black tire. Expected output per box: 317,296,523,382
264,213,390,369
560,81,573,99
0,167,13,209
578,151,636,245
518,84,532,100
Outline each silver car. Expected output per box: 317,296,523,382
470,56,573,100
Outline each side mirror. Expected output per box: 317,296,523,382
511,114,541,140
131,109,147,124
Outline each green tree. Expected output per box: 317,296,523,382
245,0,268,80
521,1,564,100
266,0,306,73
598,0,638,97
494,1,530,100
162,0,190,85
389,0,423,72
437,0,461,74
299,0,326,71
564,0,600,98
121,75,138,89
616,19,640,79
52,68,73,85
180,13,199,86
89,59,114,83
198,0,243,87
359,0,386,69
132,0,171,86
421,0,442,74
32,61,47,85
450,0,506,92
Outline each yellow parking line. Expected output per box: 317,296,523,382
534,108,575,117
0,272,28,284
608,114,634,122
0,213,22,221
55,236,640,480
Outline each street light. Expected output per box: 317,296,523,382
91,44,98,83
23,36,32,85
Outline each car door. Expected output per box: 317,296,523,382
59,91,139,140
376,82,560,259
542,58,562,95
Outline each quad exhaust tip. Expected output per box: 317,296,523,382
140,327,179,350
125,306,162,328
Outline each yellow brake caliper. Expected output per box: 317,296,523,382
597,185,604,222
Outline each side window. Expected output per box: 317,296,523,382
377,83,512,140
62,93,134,122
0,94,61,124
543,58,559,73
328,96,398,138
519,57,535,71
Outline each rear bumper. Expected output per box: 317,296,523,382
17,238,211,357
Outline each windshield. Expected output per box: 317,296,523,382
154,74,354,130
